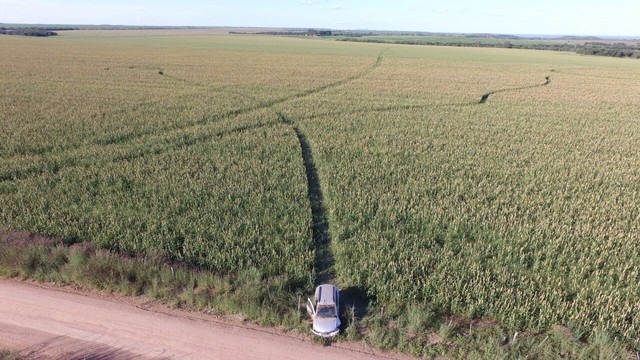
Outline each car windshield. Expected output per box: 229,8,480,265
316,304,336,318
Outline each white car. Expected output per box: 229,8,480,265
306,284,341,337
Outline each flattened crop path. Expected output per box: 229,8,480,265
479,76,551,103
272,51,386,286
293,127,334,285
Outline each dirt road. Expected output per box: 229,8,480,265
0,279,407,359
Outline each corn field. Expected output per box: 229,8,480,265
1,31,640,346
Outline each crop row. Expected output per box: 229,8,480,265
293,57,640,339
3,33,640,347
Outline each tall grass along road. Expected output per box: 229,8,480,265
0,279,408,359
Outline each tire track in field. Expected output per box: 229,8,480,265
1,97,166,159
1,51,385,289
5,52,383,159
1,52,385,184
270,49,389,285
0,121,281,185
267,50,389,286
275,108,336,286
275,110,336,287
291,125,335,285
479,76,551,103
279,111,369,314
266,49,385,106
1,73,261,159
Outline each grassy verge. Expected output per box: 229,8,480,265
343,302,634,359
0,232,309,332
1,231,635,359
0,350,19,360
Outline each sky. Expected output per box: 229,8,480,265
1,0,639,37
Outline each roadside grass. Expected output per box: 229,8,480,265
0,237,309,334
1,234,637,358
0,350,19,360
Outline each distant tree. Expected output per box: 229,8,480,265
0,27,58,37
307,29,332,37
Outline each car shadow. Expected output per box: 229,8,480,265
339,286,370,323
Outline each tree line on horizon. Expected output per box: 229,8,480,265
3,25,638,59
337,37,640,59
0,26,78,37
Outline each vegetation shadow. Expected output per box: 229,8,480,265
293,127,335,286
340,286,371,322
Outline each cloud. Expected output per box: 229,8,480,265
299,0,319,5
329,5,345,10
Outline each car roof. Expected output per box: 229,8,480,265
317,284,337,305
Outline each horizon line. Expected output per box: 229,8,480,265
1,22,639,40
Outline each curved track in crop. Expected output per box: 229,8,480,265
0,120,281,184
2,51,388,291
270,51,386,285
479,76,551,103
1,52,385,186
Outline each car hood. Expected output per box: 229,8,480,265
312,316,340,336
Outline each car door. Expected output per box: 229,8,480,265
306,298,315,317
